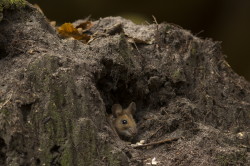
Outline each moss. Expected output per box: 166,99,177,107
0,108,11,117
71,118,128,165
171,68,184,83
191,48,197,56
61,143,72,166
118,33,134,68
49,82,66,109
0,0,26,9
183,42,199,71
40,82,72,164
38,99,71,165
26,55,72,164
165,25,172,32
72,118,98,165
0,0,26,21
25,55,126,165
46,101,66,143
0,109,11,132
24,56,60,164
173,69,181,79
28,57,55,92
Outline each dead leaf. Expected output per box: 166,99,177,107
76,21,93,32
57,23,90,43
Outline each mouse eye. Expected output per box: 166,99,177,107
121,120,127,124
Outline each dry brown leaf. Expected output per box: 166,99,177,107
57,23,90,43
76,21,93,32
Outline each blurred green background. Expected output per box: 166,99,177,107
27,0,250,81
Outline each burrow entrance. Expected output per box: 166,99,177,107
96,58,146,114
95,57,182,142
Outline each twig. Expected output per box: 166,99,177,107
132,137,179,148
148,126,163,139
0,91,13,110
195,30,204,37
132,41,140,53
152,15,158,25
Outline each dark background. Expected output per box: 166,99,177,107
27,0,250,81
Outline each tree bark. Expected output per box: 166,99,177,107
0,2,249,166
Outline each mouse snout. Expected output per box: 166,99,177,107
119,126,137,138
129,127,137,136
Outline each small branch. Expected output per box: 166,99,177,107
132,137,179,148
148,126,163,139
152,15,158,25
0,91,13,110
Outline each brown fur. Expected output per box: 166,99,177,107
112,102,137,139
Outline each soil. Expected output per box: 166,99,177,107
0,3,250,166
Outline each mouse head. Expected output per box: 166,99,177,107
112,102,137,139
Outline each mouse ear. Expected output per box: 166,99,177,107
127,102,136,115
112,104,123,117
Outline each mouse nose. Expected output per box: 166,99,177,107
130,127,137,136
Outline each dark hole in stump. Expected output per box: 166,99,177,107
20,103,32,123
96,58,144,114
50,145,61,166
0,137,7,165
0,48,7,59
50,145,60,153
0,34,8,59
96,74,140,114
36,158,41,165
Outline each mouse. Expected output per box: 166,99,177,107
112,102,137,140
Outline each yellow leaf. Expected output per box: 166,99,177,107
57,23,91,43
